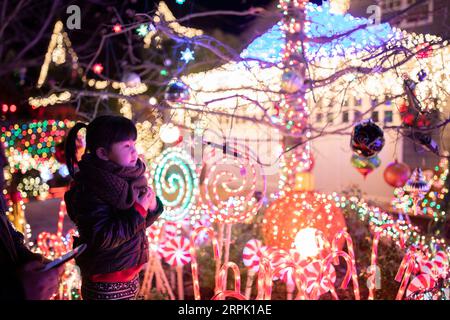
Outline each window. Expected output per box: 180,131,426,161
316,113,323,123
342,111,349,123
384,110,393,123
372,111,379,122
385,99,392,106
354,111,362,122
371,98,378,108
381,0,403,11
326,112,334,124
355,98,362,107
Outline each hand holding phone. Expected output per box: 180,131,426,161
40,244,87,272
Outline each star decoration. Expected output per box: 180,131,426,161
136,24,149,37
180,48,195,64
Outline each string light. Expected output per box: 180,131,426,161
37,21,80,88
143,2,203,48
92,63,104,74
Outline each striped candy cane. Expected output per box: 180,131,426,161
190,226,221,300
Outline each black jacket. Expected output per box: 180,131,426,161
0,212,42,300
64,182,164,278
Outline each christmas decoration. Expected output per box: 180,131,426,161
350,119,385,158
350,154,381,178
180,48,195,64
262,191,347,251
164,79,190,103
384,160,411,188
404,168,431,214
149,147,199,221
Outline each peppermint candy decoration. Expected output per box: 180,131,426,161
432,251,449,275
160,236,191,267
304,260,336,296
278,250,309,286
243,239,262,274
406,274,436,299
162,221,178,241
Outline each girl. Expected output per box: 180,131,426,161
64,115,164,300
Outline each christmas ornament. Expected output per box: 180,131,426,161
164,79,190,103
404,168,430,214
350,119,385,158
281,69,305,94
351,154,381,178
384,160,411,187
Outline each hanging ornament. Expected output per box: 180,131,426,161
350,119,385,158
121,72,141,87
180,48,195,64
406,132,439,155
160,123,181,144
384,160,412,188
417,69,427,82
416,43,433,59
136,24,149,37
280,69,305,94
351,154,381,179
92,63,104,75
403,75,423,113
164,79,190,103
404,168,430,214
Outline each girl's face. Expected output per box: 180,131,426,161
107,139,138,167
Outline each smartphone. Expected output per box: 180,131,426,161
40,244,87,272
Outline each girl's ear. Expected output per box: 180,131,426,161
95,147,109,161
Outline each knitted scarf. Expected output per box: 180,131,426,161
76,154,147,210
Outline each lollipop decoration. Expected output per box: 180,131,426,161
243,239,262,299
160,236,191,299
149,147,199,221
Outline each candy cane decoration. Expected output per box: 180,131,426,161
395,251,417,300
432,250,449,276
243,239,262,299
312,251,359,300
330,230,359,299
272,261,308,300
406,274,436,300
369,224,406,299
190,226,221,300
256,256,273,300
211,290,247,300
56,200,66,238
215,262,241,300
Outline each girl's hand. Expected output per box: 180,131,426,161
136,187,157,212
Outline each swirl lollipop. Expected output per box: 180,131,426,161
160,236,191,300
149,147,199,221
202,145,266,225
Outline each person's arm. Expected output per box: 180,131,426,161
8,222,42,264
80,200,148,250
145,196,164,227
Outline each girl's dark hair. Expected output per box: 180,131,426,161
65,115,137,177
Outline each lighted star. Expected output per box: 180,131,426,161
180,48,195,64
136,24,149,37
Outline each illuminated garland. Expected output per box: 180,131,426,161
149,147,199,221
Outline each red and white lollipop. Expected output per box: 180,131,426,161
406,274,436,299
304,260,336,297
160,236,191,267
243,239,262,274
